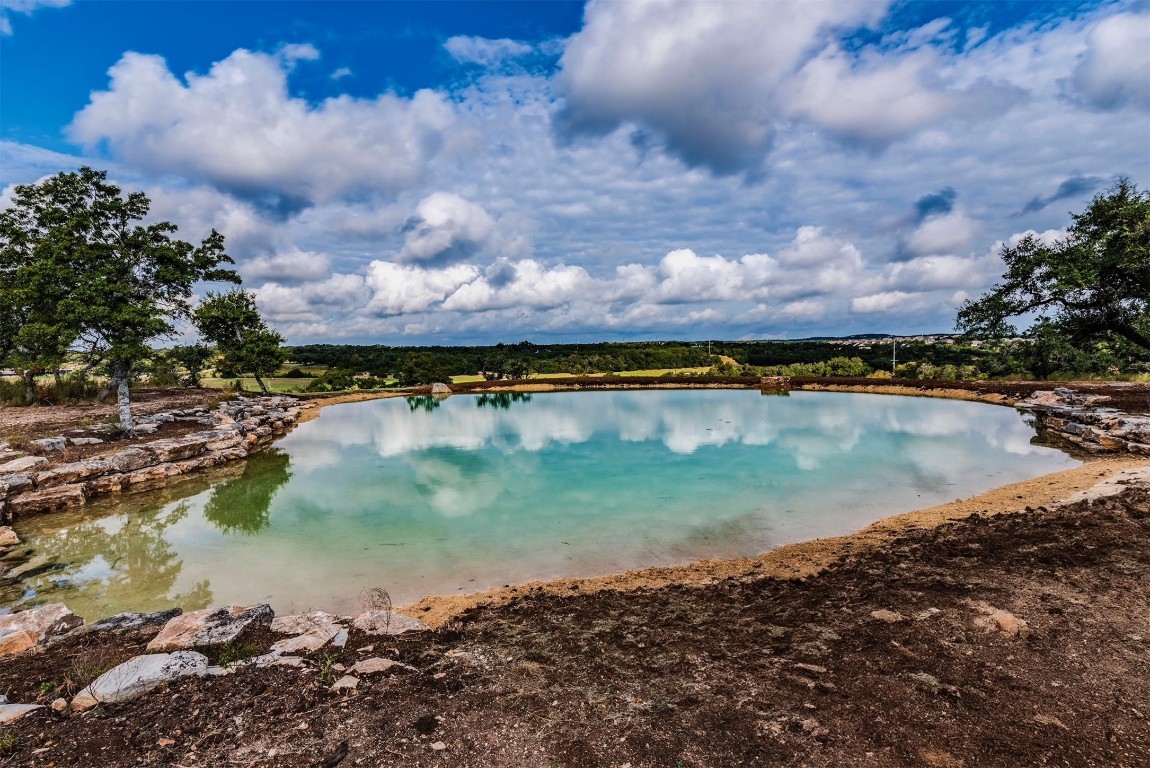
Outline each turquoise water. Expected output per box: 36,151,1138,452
9,390,1079,619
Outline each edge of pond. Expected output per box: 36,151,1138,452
294,383,1148,628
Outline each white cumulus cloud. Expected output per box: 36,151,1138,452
68,48,459,205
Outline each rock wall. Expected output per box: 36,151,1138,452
0,396,301,521
1018,388,1150,455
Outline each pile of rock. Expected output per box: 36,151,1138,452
1018,388,1150,455
0,396,302,520
0,599,428,723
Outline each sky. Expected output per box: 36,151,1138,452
2,0,1148,345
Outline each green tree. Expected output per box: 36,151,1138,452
957,179,1150,365
0,167,238,427
193,289,284,395
168,343,215,387
396,351,454,386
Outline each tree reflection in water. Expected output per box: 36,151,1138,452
475,392,532,409
11,498,213,616
406,395,443,413
203,449,292,535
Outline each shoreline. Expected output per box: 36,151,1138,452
401,454,1150,627
5,381,1147,627
295,380,1147,628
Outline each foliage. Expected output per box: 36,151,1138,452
282,367,317,378
305,368,358,392
169,343,215,386
957,179,1150,368
396,351,455,386
0,167,238,429
193,289,284,395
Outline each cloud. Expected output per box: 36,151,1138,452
901,209,977,258
0,0,69,35
1071,11,1150,110
68,48,459,206
1019,174,1106,214
243,248,331,284
785,44,1023,148
850,290,916,314
398,192,498,264
556,1,1025,175
445,36,534,67
555,0,887,175
330,67,353,81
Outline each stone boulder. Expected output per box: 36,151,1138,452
269,611,345,654
0,703,44,724
430,382,452,395
0,604,84,657
71,652,209,711
29,436,66,453
147,604,273,651
0,456,48,476
64,608,182,641
351,610,429,635
0,527,19,547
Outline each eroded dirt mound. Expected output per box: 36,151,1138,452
1,489,1148,767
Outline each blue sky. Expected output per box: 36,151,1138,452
2,0,1148,344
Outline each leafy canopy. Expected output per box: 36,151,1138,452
193,289,285,391
957,179,1150,353
0,167,239,370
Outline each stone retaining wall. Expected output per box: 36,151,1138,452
1018,388,1150,455
0,396,302,521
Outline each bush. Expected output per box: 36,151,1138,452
282,367,316,378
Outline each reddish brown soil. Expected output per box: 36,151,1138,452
0,389,228,467
1,488,1147,767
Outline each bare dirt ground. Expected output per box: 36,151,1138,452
1,484,1147,767
0,389,224,467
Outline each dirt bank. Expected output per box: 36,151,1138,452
1,478,1147,767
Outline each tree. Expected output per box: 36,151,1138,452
957,180,1150,365
168,343,215,387
396,352,454,386
193,289,284,394
0,168,239,429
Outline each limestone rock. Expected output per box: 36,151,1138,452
71,652,209,710
68,437,104,446
66,608,182,640
0,527,19,547
351,657,413,675
0,455,48,476
35,459,111,489
147,604,274,651
269,612,344,654
330,675,359,692
50,697,68,712
0,703,44,724
106,447,157,473
7,483,87,515
430,382,452,395
351,610,429,635
133,423,160,435
0,604,84,656
29,436,66,453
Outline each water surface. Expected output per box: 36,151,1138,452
8,390,1078,619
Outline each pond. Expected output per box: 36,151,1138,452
6,390,1079,619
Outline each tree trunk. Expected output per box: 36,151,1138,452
53,369,62,386
110,359,135,435
253,373,270,395
22,370,35,404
